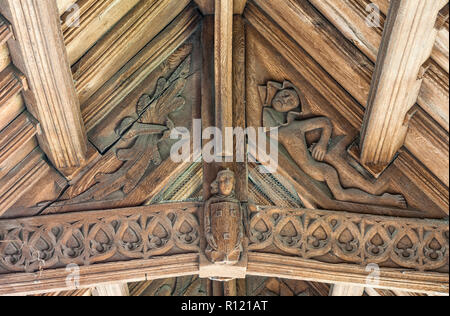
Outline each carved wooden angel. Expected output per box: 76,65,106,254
204,169,244,265
260,80,406,208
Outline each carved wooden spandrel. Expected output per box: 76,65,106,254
200,169,247,280
260,80,407,210
47,46,196,210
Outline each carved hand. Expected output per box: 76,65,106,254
311,141,328,161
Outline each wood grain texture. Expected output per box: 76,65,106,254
73,0,190,105
0,111,37,179
0,148,49,216
57,0,77,16
245,1,449,189
214,0,233,156
0,65,25,132
360,0,446,169
0,253,199,296
63,0,139,65
0,0,88,173
92,283,130,296
0,13,12,46
194,0,247,15
330,284,364,296
247,253,449,295
82,4,200,137
309,0,449,132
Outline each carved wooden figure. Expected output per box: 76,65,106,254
204,169,244,265
260,81,407,208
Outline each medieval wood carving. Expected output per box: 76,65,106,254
200,169,247,280
260,80,407,209
0,203,200,273
205,169,244,264
249,206,449,272
54,47,193,205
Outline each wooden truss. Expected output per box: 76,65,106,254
0,0,448,296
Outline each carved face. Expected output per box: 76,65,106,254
272,89,300,112
217,173,235,197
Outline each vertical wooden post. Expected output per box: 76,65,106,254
0,0,87,176
215,0,233,157
360,0,445,171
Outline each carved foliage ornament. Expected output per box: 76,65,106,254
249,207,449,271
0,205,200,273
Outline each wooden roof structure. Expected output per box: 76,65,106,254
0,0,448,296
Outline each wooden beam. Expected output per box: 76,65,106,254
247,253,449,295
0,202,201,295
63,0,139,66
360,0,446,169
214,0,233,157
0,0,88,175
92,283,129,296
250,0,449,186
194,0,247,15
245,1,449,189
73,0,190,105
330,284,364,296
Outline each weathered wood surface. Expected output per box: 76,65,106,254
92,283,129,296
63,0,139,66
0,0,88,175
194,0,247,15
247,253,449,295
330,284,364,296
245,1,449,212
249,0,449,187
360,0,446,170
73,0,191,106
214,0,233,156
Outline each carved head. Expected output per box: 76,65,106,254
211,169,235,197
272,88,300,113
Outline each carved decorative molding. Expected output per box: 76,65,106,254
0,111,38,179
0,13,12,46
73,0,191,105
81,6,200,137
249,207,449,272
62,0,139,65
245,2,449,208
0,203,201,274
247,1,449,187
0,148,49,216
0,0,88,174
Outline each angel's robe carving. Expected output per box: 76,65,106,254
260,81,407,208
204,169,244,264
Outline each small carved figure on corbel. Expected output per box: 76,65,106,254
204,169,244,265
260,80,407,209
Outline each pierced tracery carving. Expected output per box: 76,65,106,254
249,206,449,272
260,80,407,209
0,204,200,273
